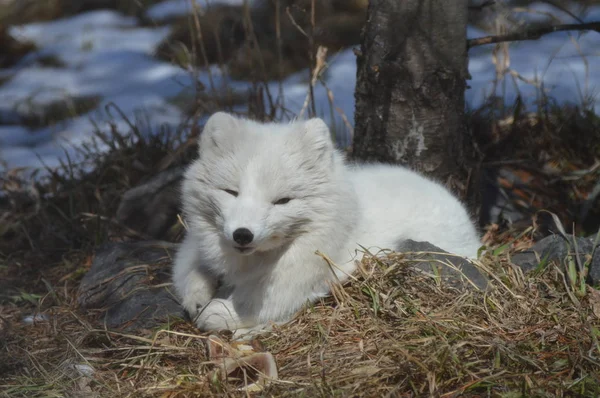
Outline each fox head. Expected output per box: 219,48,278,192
182,112,343,255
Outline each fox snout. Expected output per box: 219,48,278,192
233,228,254,246
231,227,257,254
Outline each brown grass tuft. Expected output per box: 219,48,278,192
2,245,599,397
258,251,600,396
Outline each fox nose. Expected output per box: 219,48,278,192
233,228,254,246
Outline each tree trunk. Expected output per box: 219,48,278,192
352,0,480,217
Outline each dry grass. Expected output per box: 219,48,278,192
1,237,600,397
2,108,600,396
1,79,599,398
2,1,600,396
1,105,600,397
0,108,196,264
264,254,600,396
154,0,367,81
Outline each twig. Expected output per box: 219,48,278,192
285,6,308,38
468,22,600,48
298,46,328,119
322,79,354,138
242,0,276,115
189,0,216,94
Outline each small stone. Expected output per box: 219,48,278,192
512,234,599,285
22,313,49,325
396,240,489,290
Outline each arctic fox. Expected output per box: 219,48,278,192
173,112,481,335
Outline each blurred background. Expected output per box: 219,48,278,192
1,0,599,242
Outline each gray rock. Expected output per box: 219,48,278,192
511,234,600,285
78,240,185,331
396,240,489,290
116,167,185,239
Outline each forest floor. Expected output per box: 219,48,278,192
2,0,600,396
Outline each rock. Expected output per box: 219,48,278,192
77,238,491,331
396,240,489,290
78,240,185,331
511,234,600,285
116,167,185,239
0,25,36,68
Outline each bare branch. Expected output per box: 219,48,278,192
540,0,585,24
468,21,600,48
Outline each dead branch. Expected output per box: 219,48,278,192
468,21,600,48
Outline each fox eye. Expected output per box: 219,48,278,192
222,189,238,197
273,197,291,205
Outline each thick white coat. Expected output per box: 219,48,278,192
172,112,481,334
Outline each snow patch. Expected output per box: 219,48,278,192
146,0,251,21
0,4,599,175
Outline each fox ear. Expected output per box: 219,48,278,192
199,112,239,156
301,118,334,156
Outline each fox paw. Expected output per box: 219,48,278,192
196,299,244,332
180,289,212,320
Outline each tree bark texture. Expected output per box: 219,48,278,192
352,0,480,215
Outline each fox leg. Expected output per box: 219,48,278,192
172,235,217,318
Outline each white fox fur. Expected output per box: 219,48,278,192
173,112,481,335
